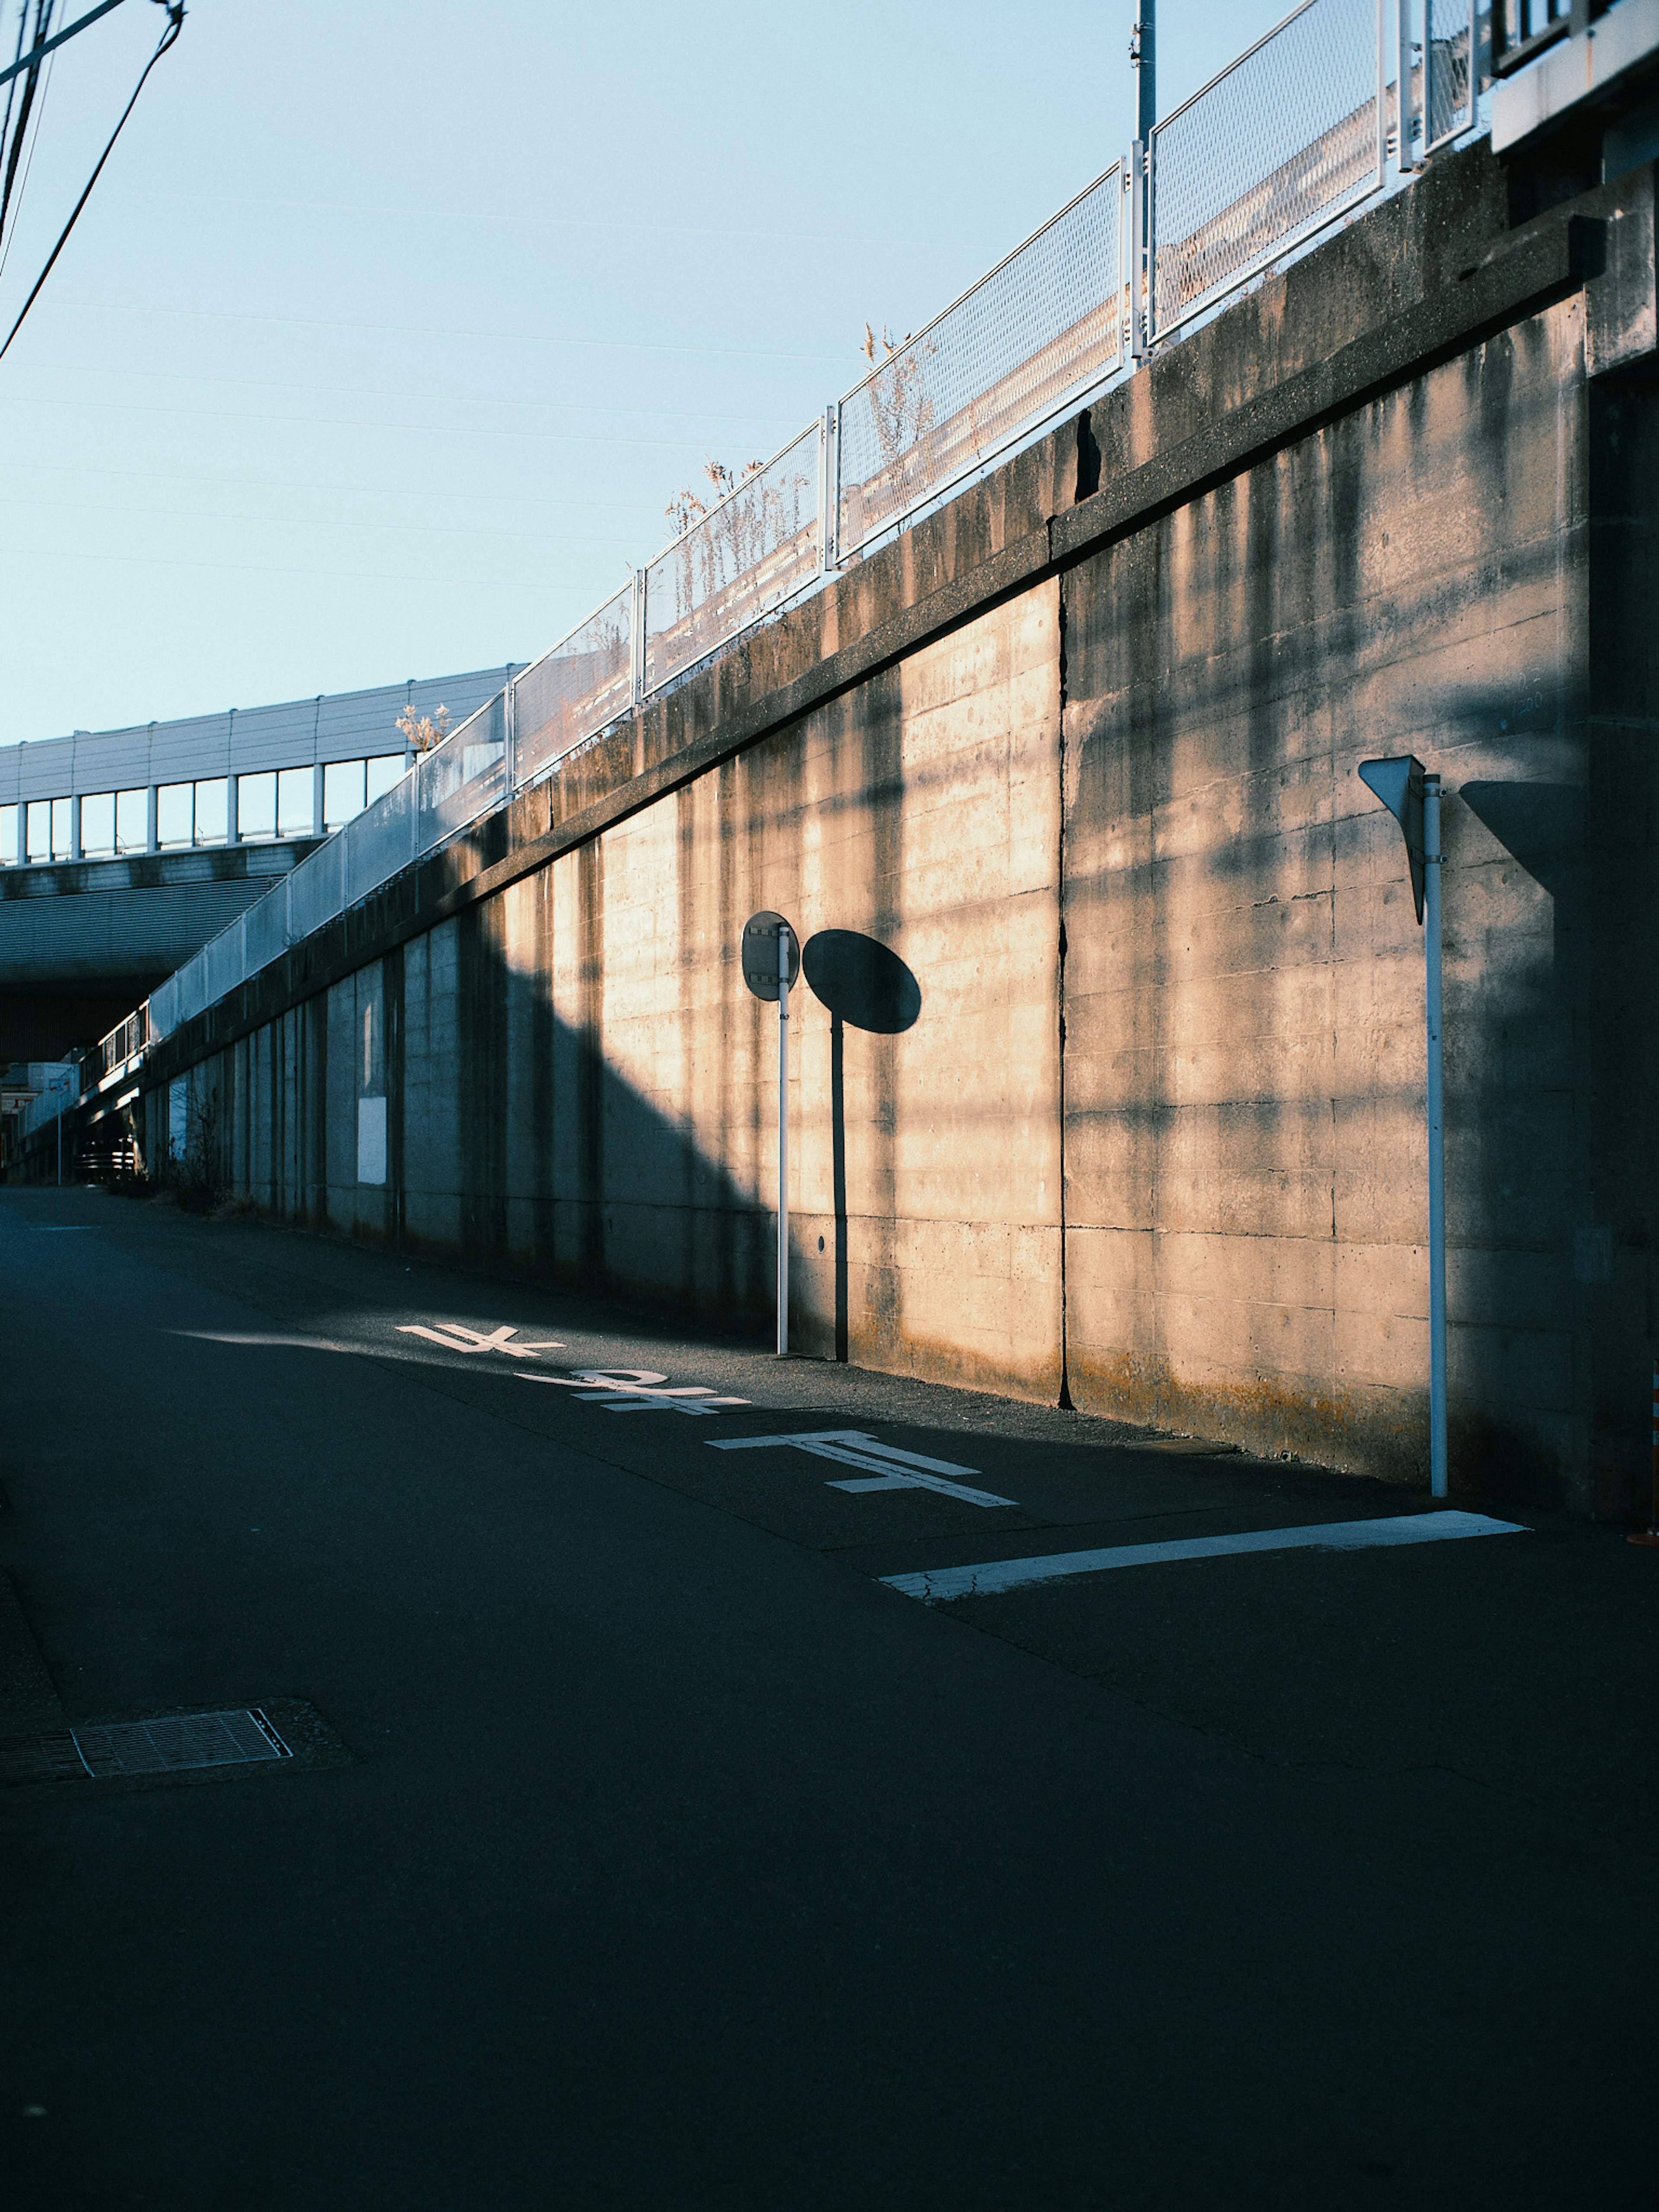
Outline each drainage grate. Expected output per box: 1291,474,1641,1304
0,1707,291,1783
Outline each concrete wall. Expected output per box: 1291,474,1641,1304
132,145,1659,1517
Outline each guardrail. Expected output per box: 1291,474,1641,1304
105,0,1488,1076
19,1068,79,1141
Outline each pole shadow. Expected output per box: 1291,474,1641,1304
802,929,922,1364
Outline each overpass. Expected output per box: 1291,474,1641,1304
24,0,1659,1521
0,663,518,1061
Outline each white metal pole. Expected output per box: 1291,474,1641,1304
777,925,791,1356
1398,0,1417,173
1424,773,1446,1497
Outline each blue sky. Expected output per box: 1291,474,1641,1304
0,0,1292,742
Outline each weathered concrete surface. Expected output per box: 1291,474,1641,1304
118,144,1659,1516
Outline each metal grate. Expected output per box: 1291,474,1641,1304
1424,0,1477,154
204,916,247,1007
146,973,178,1042
1150,0,1382,342
342,769,416,910
0,1707,291,1783
242,874,291,979
837,163,1123,563
416,692,509,854
514,585,633,785
645,430,820,694
173,950,209,1029
285,836,343,945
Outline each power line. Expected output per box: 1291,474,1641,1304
0,0,53,251
0,0,181,365
0,4,32,170
0,0,124,90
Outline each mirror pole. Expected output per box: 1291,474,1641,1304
778,925,791,1357
1424,775,1446,1497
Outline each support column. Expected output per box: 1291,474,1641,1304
312,762,326,839
146,785,159,854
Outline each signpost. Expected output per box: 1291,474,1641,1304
741,910,800,1355
1358,754,1445,1499
49,1068,75,1188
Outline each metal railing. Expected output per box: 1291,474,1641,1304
1424,0,1479,154
1148,0,1385,343
94,1007,147,1084
105,0,1490,1074
837,162,1125,561
19,1068,80,1141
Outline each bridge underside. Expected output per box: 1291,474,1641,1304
0,841,320,1060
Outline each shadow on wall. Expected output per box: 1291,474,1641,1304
802,930,923,1362
184,916,925,1370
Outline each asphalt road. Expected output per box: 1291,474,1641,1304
2,1186,1655,2210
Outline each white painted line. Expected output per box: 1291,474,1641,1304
397,1322,566,1357
709,1429,1017,1507
880,1510,1525,1604
519,1368,751,1414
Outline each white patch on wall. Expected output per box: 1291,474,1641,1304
168,1079,188,1162
357,1096,387,1186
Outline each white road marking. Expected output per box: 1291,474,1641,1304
519,1368,751,1414
709,1430,1017,1507
397,1322,565,1357
880,1510,1525,1603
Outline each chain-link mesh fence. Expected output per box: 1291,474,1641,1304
837,165,1123,563
286,837,343,944
173,952,208,1030
205,918,246,1008
128,4,1421,1059
1150,0,1382,341
243,876,291,979
515,586,632,785
417,693,508,854
645,430,819,693
343,769,417,910
1424,0,1477,151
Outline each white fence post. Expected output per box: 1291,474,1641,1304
817,404,839,577
1398,0,1417,171
630,568,648,706
1129,140,1149,358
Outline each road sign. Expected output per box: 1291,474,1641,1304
741,910,798,1354
1359,755,1426,922
741,910,800,1001
1358,753,1446,1499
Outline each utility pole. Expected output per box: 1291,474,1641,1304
1128,3,1156,360
1131,0,1155,140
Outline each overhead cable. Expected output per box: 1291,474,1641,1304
0,0,53,248
0,0,124,90
0,3,34,169
0,0,181,365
